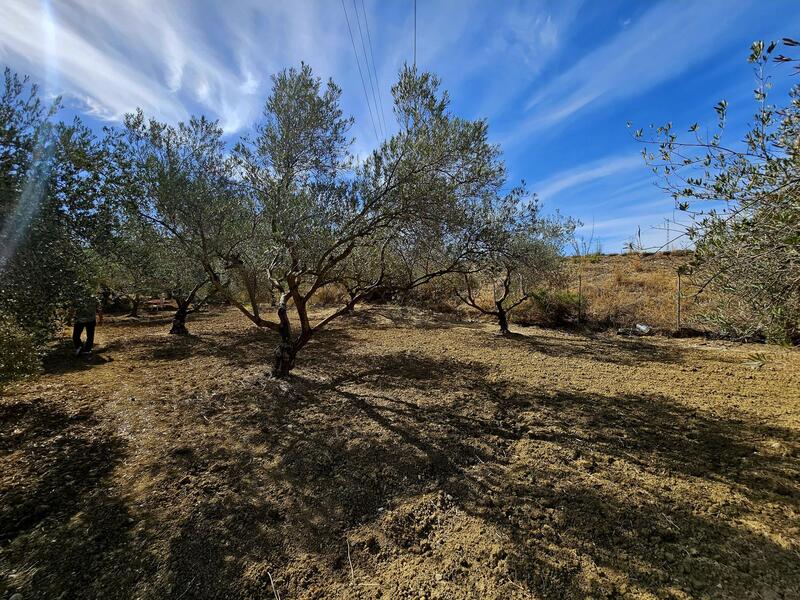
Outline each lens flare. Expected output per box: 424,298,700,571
0,0,59,272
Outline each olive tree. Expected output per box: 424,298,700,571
236,65,506,375
95,215,165,317
110,112,234,333
633,39,800,343
457,191,576,334
1,68,111,381
160,243,212,335
121,64,505,376
94,209,213,332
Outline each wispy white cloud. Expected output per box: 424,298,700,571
0,0,356,133
533,154,642,200
0,1,186,122
516,0,751,137
536,153,682,252
577,214,653,234
590,214,691,249
0,0,581,144
574,196,691,252
438,0,582,120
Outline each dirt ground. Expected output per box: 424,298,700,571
1,306,798,600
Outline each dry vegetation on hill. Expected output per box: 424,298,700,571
453,251,700,335
2,307,798,599
565,252,697,333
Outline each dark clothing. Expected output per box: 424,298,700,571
73,320,96,353
75,296,99,324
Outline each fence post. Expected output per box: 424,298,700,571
676,271,682,332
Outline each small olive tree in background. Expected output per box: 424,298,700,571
161,250,212,336
94,215,166,317
109,113,235,334
95,213,213,333
633,38,800,343
457,190,576,334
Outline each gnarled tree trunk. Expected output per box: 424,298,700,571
496,301,510,335
272,294,296,377
128,294,140,318
345,291,358,315
169,281,204,335
169,300,190,335
100,288,112,312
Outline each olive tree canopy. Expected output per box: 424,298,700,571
458,190,576,334
633,39,800,343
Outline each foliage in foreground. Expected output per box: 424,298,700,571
0,69,112,383
635,39,800,343
0,309,41,386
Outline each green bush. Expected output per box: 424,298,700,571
513,289,582,326
399,274,462,313
0,310,42,387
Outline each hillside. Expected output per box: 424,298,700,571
565,252,696,333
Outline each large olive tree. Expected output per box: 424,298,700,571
224,65,505,375
121,64,505,376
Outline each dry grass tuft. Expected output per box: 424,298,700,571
569,252,697,331
309,283,349,306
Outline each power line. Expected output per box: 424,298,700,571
353,0,384,137
413,0,416,67
353,0,386,138
359,0,389,136
341,0,380,144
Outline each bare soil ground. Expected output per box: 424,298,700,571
1,306,799,600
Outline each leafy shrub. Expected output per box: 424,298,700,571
399,274,462,313
0,310,41,387
310,284,348,306
513,289,581,326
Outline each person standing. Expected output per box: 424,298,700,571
73,293,101,355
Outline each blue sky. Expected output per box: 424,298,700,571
1,0,797,251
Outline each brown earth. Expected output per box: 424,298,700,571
1,306,799,599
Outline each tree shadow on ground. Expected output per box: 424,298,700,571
121,344,799,598
326,353,798,597
41,341,113,375
0,400,153,600
98,325,273,365
511,386,800,502
126,354,505,597
103,309,221,329
6,317,798,599
99,323,358,374
344,305,481,331
502,329,690,366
